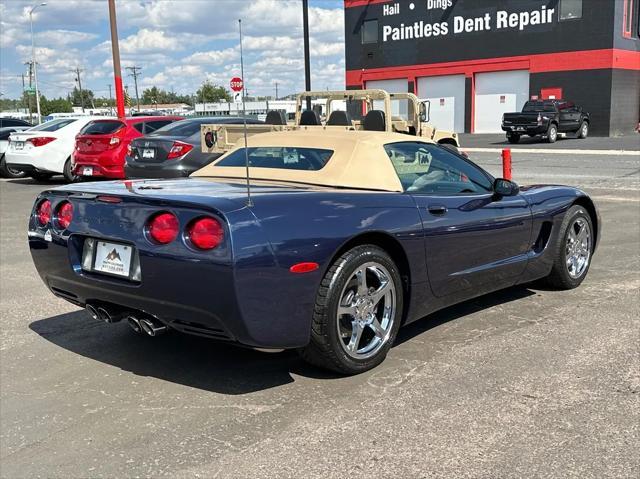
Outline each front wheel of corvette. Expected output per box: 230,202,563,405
299,245,403,375
544,205,594,290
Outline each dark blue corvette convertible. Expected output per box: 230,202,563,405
28,130,599,374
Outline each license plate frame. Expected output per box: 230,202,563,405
82,166,93,176
516,126,526,132
13,141,24,151
91,240,134,278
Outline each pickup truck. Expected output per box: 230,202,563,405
501,99,590,143
201,89,460,156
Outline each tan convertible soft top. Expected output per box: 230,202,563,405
192,130,435,192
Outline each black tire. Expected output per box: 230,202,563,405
577,121,589,139
30,171,53,182
63,158,78,183
299,245,404,375
0,154,27,178
546,123,558,143
544,205,594,290
507,133,520,144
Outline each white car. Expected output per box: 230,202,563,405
0,126,32,178
5,116,110,182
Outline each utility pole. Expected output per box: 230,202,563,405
108,0,125,118
30,2,46,124
302,0,311,111
71,67,85,112
25,62,33,120
19,74,26,112
274,82,278,100
125,66,141,112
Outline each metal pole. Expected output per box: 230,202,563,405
30,3,45,124
108,0,125,119
302,0,311,111
74,67,85,113
239,19,252,207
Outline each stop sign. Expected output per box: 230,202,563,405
230,77,244,92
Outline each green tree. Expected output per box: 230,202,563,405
196,81,231,103
39,96,73,116
71,87,94,109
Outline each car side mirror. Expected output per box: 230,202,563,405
493,178,519,196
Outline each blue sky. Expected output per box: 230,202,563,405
0,0,345,101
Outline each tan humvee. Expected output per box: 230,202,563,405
201,89,459,154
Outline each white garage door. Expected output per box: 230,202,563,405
366,78,408,118
417,74,465,132
474,70,530,133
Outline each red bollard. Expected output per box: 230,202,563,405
502,148,512,180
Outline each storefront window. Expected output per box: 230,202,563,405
560,0,582,20
361,19,378,44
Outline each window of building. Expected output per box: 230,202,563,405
559,0,582,20
361,19,378,44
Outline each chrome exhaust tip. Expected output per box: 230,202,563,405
138,317,168,337
127,316,142,333
96,306,128,324
86,304,100,321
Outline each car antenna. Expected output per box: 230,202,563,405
239,19,252,207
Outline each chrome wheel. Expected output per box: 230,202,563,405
336,262,396,360
565,217,591,279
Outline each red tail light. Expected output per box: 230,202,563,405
55,201,73,229
28,137,56,147
36,199,51,226
167,141,193,160
187,217,223,250
148,212,179,244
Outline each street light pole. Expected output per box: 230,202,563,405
29,2,46,124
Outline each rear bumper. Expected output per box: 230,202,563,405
27,198,313,349
73,149,126,179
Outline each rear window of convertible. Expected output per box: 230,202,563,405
216,147,333,171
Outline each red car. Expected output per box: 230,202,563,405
72,116,183,179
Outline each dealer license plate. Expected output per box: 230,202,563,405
93,241,133,277
142,148,155,159
82,166,93,176
516,127,526,131
13,141,24,150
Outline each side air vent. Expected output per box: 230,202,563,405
533,221,553,253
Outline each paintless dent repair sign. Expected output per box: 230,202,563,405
381,2,555,42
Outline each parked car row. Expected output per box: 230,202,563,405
3,116,263,183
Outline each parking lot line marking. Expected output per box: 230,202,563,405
463,148,640,156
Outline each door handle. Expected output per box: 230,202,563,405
428,205,448,216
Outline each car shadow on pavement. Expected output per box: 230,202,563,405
6,177,66,186
29,285,537,394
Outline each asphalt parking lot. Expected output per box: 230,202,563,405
1,147,639,478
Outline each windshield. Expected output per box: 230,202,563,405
79,120,125,135
216,147,333,171
29,118,77,132
522,101,556,113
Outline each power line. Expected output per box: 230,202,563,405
125,66,142,112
